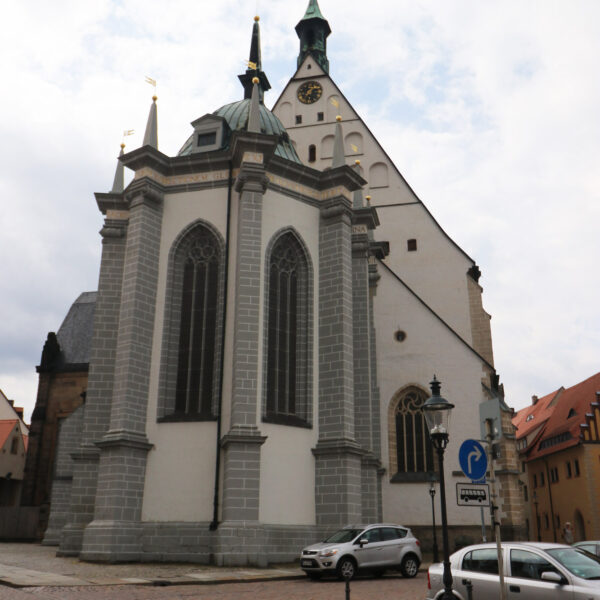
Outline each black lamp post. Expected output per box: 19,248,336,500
422,376,454,600
533,491,541,542
429,480,440,563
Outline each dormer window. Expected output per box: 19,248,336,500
526,414,534,422
197,132,217,147
567,408,576,419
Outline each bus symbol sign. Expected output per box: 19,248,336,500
456,482,490,507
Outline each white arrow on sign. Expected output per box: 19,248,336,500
467,445,482,475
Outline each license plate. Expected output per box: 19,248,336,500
301,559,313,567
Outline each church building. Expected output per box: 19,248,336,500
41,0,523,565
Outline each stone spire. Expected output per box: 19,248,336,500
295,0,331,73
352,160,364,208
238,16,271,102
332,115,345,168
110,143,125,193
247,78,261,133
143,95,158,149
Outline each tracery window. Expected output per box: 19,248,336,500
264,231,311,427
389,386,435,482
158,223,224,421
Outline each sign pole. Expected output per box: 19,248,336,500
480,505,487,543
485,418,506,600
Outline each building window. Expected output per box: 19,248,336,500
539,471,545,486
10,438,18,454
550,467,559,483
574,459,580,476
389,387,435,482
317,112,324,121
158,222,225,421
296,115,302,124
263,231,311,427
197,131,217,147
566,461,572,478
523,485,528,502
407,239,417,251
556,514,561,529
544,514,549,529
308,144,316,163
533,474,537,488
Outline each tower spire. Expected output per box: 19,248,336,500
332,115,345,168
143,95,158,149
110,143,125,193
238,16,271,102
295,0,331,73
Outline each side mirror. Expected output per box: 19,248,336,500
358,537,369,547
540,571,565,585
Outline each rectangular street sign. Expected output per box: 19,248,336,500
456,482,490,507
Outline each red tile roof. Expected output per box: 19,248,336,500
512,372,600,461
0,420,19,449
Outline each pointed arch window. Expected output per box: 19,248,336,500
158,223,224,421
389,387,435,482
263,232,312,427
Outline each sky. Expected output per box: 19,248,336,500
1,0,599,422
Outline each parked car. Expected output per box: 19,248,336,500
427,542,600,599
574,541,600,557
300,523,421,580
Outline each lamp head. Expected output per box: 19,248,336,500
422,376,454,448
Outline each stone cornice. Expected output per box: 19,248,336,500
125,178,164,208
95,192,128,215
320,195,353,224
234,162,269,194
353,206,379,230
312,438,365,457
220,425,267,448
96,429,153,452
230,130,279,168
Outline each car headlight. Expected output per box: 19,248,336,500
319,548,338,557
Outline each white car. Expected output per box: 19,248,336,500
427,542,600,599
300,523,422,580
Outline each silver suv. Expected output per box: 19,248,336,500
300,523,422,580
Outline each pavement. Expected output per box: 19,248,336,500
0,543,432,588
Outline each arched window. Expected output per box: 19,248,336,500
264,231,311,427
369,162,389,188
389,386,435,481
308,144,316,163
158,223,224,421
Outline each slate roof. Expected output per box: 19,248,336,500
56,292,96,365
513,372,600,461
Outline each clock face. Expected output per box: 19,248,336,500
297,81,323,104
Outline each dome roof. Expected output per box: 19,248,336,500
178,99,301,164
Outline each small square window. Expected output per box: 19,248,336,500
574,459,580,476
295,115,302,124
566,461,572,478
317,112,324,121
407,239,417,251
197,131,217,147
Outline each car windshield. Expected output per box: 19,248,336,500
324,529,363,543
546,548,600,580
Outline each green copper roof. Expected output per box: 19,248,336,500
301,0,326,21
178,99,301,164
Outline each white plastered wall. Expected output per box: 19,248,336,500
142,186,228,522
376,267,489,526
272,56,476,344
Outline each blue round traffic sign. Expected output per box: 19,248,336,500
459,439,487,482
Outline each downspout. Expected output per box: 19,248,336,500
544,459,557,542
209,160,233,531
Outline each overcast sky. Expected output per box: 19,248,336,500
1,0,599,422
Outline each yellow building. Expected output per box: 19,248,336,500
513,373,600,543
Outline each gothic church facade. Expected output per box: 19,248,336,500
44,1,521,564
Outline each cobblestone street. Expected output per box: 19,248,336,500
10,574,427,600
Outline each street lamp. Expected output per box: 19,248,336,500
429,480,440,563
423,376,455,600
533,491,541,542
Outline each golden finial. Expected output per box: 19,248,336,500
254,15,260,21
152,95,157,102
252,76,260,84
336,115,342,122
355,159,361,165
365,195,371,205
120,142,126,149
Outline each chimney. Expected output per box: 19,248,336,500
531,395,539,405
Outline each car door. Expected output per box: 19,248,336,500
353,527,385,568
379,527,406,566
453,547,503,599
506,548,571,599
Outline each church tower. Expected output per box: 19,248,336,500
295,0,331,73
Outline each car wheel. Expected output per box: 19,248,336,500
400,554,420,578
336,557,357,580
